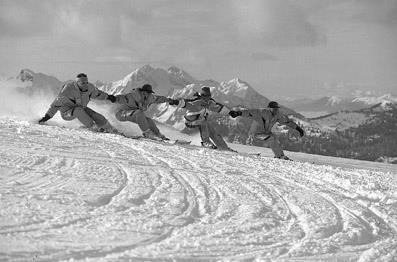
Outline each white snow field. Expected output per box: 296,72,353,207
1,119,396,262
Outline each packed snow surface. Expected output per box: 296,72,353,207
1,119,396,261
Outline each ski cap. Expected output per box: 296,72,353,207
268,101,280,108
76,73,87,78
200,86,211,97
139,84,155,93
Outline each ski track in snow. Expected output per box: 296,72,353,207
0,119,396,261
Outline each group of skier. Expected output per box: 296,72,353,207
39,73,305,160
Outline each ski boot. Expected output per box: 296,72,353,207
143,129,166,141
157,133,170,141
274,155,292,161
201,141,217,149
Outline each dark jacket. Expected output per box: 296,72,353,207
115,89,171,112
240,108,298,135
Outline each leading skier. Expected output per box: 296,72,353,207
38,73,116,132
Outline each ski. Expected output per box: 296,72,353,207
125,135,262,157
127,135,192,145
224,150,261,157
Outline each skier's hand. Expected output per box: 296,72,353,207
296,126,304,137
229,110,242,118
38,114,51,124
185,122,195,128
168,99,179,106
107,95,116,103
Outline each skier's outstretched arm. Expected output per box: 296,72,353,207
209,100,230,115
153,95,174,104
38,95,68,124
278,114,304,137
89,83,112,101
229,108,261,118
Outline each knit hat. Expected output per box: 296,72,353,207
139,84,154,93
200,86,211,97
268,101,280,108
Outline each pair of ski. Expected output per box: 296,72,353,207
124,135,192,145
127,135,262,157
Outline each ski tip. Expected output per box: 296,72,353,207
174,139,192,145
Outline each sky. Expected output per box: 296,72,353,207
0,0,396,98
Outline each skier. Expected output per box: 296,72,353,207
114,84,178,140
176,86,233,150
229,101,304,160
38,73,117,132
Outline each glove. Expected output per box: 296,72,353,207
169,99,179,106
229,110,242,118
296,126,304,137
107,95,116,103
38,114,51,124
185,122,196,128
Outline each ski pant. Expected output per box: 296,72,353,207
194,120,228,149
249,133,284,158
60,105,109,128
115,109,160,135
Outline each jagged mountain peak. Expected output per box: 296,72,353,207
167,66,196,86
327,96,342,105
219,77,256,101
229,77,248,85
168,65,187,75
12,69,62,94
135,64,155,74
352,93,397,105
103,65,193,96
17,69,35,82
221,78,247,90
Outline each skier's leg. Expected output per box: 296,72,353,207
117,110,161,138
268,134,285,158
116,110,150,131
61,106,95,127
146,117,168,139
83,107,118,132
199,122,216,148
60,105,77,121
115,110,130,122
146,117,160,135
83,107,108,127
246,134,254,145
208,124,229,150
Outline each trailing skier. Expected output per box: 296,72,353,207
229,101,305,160
38,73,117,132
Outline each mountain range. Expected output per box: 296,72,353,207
96,65,298,114
278,94,397,118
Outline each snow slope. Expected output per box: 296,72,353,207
1,119,396,261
